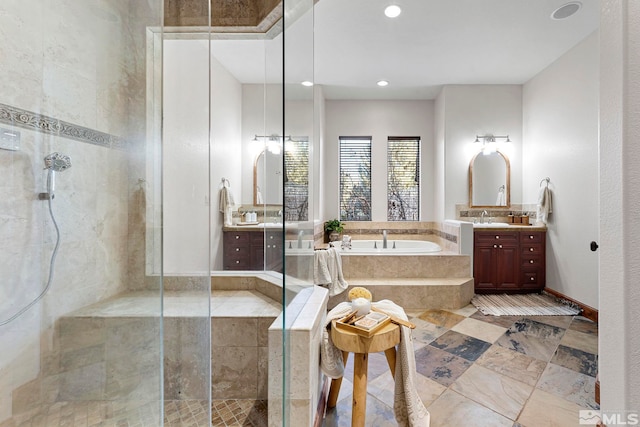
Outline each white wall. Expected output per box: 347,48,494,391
323,100,435,221
441,85,523,219
522,32,599,309
433,90,446,221
163,40,243,273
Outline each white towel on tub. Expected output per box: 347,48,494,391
313,247,348,296
320,300,431,426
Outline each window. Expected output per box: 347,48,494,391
339,137,371,221
387,137,420,221
284,138,309,221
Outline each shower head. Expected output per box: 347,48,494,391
44,152,72,172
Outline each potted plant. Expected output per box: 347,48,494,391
325,219,344,242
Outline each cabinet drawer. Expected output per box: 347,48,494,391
226,232,250,244
475,232,519,244
521,270,543,287
224,257,250,270
521,243,544,256
520,232,544,243
521,254,543,268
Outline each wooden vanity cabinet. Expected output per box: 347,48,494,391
223,230,283,272
473,230,546,293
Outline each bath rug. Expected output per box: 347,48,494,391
471,293,581,316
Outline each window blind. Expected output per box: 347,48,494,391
339,137,372,221
387,137,420,221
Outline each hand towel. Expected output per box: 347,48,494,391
495,188,505,206
313,247,348,296
536,186,553,224
218,185,235,214
320,300,431,426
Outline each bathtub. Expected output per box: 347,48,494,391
339,239,442,254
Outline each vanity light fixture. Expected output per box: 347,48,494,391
384,5,402,18
474,134,510,155
377,80,389,87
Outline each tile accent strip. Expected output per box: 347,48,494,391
0,103,128,150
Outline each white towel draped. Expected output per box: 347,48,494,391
536,186,553,224
495,189,506,206
218,185,235,213
313,247,348,296
320,300,431,426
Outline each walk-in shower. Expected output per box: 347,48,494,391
0,153,71,326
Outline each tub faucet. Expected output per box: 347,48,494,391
382,230,388,249
297,230,304,249
481,210,488,224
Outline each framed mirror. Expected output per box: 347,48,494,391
469,150,510,207
254,149,283,205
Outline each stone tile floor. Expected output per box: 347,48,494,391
1,305,598,427
323,304,599,427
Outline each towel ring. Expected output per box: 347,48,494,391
539,177,550,187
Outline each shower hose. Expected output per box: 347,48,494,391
0,170,61,326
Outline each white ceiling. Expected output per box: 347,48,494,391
210,0,599,100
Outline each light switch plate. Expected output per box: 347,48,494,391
0,128,20,151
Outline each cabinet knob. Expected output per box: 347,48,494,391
529,248,534,252
235,248,239,252
529,235,534,239
495,236,500,239
267,245,271,248
499,245,503,249
270,235,273,239
235,235,240,239
530,260,534,264
235,260,240,264
530,277,535,281
493,244,497,248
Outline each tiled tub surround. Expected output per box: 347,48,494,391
324,221,474,310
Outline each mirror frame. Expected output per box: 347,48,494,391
468,150,511,208
253,149,282,206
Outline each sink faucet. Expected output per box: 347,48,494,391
481,210,488,224
382,230,388,249
297,230,304,249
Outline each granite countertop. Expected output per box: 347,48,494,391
472,224,547,231
223,223,284,231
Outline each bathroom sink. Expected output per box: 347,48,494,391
473,222,510,228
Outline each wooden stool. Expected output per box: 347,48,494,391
326,320,401,427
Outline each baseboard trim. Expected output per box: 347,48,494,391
314,377,330,427
543,287,598,323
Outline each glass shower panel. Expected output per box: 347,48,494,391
0,0,166,425
281,0,317,425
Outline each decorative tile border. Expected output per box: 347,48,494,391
0,103,128,150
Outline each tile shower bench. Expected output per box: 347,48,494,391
38,273,296,405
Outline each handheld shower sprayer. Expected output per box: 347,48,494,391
38,152,72,200
43,152,72,195
1,152,72,326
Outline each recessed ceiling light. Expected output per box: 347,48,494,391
551,2,582,20
301,81,313,87
384,5,402,18
377,80,389,87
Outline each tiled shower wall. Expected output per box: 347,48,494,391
0,1,160,422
